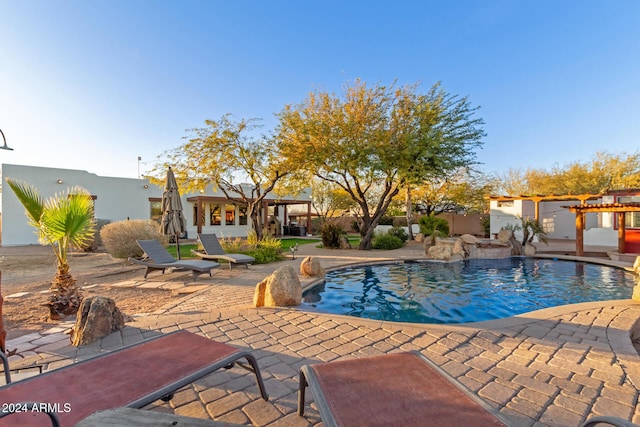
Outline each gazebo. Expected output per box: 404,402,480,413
563,202,640,256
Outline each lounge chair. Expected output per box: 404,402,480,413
192,233,255,269
0,330,268,426
299,351,511,427
129,239,219,280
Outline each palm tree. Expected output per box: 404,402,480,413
6,178,96,319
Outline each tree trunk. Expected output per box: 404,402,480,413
247,202,263,240
405,188,414,241
47,263,83,320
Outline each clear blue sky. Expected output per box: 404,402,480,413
1,0,638,179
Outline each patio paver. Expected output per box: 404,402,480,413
3,240,640,426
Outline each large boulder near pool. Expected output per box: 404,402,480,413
254,265,302,307
633,256,640,275
300,256,325,278
497,229,513,243
427,245,452,261
70,296,125,346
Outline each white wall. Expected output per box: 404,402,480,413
2,164,162,246
2,164,310,246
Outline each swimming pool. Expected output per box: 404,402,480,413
301,258,636,324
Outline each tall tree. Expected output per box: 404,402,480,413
309,178,357,223
407,168,495,216
494,151,640,196
155,115,288,240
277,80,485,249
5,178,95,319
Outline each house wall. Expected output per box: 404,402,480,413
1,164,310,246
2,164,159,246
490,199,605,244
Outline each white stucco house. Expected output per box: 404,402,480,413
1,164,312,246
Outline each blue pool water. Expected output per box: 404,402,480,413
301,258,636,324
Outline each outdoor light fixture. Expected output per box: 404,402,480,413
144,184,149,189
57,179,63,184
0,129,14,151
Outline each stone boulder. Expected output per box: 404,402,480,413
70,296,125,346
452,238,468,258
524,243,537,256
414,233,424,243
254,265,301,307
427,245,452,261
497,229,513,243
339,236,352,249
633,256,640,275
300,256,325,278
460,234,480,244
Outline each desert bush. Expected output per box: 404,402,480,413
100,219,167,259
418,215,450,237
321,222,345,249
387,226,408,244
245,234,283,263
218,236,247,253
372,233,403,250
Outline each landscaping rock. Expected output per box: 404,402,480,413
524,243,537,256
414,233,424,243
427,245,452,261
339,236,351,249
254,265,301,307
70,296,124,346
300,256,325,278
497,229,513,243
460,234,480,244
633,256,640,275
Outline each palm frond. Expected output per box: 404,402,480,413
5,177,46,241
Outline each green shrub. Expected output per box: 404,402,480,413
100,219,166,259
321,222,345,249
247,246,284,264
387,226,408,244
418,215,450,236
228,233,283,264
218,236,246,253
378,215,394,225
372,233,403,250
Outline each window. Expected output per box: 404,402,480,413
625,212,640,228
618,196,640,228
225,204,236,225
150,201,162,222
209,204,221,226
239,205,248,225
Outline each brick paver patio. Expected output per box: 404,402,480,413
4,240,640,426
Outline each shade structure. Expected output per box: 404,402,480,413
160,167,186,259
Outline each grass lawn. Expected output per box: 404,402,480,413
165,237,321,259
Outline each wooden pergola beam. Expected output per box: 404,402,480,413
563,203,640,255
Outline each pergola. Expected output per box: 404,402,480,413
563,202,640,256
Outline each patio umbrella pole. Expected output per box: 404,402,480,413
175,233,180,260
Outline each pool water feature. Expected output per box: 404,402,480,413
301,258,636,324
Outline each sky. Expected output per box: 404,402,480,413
1,0,639,180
